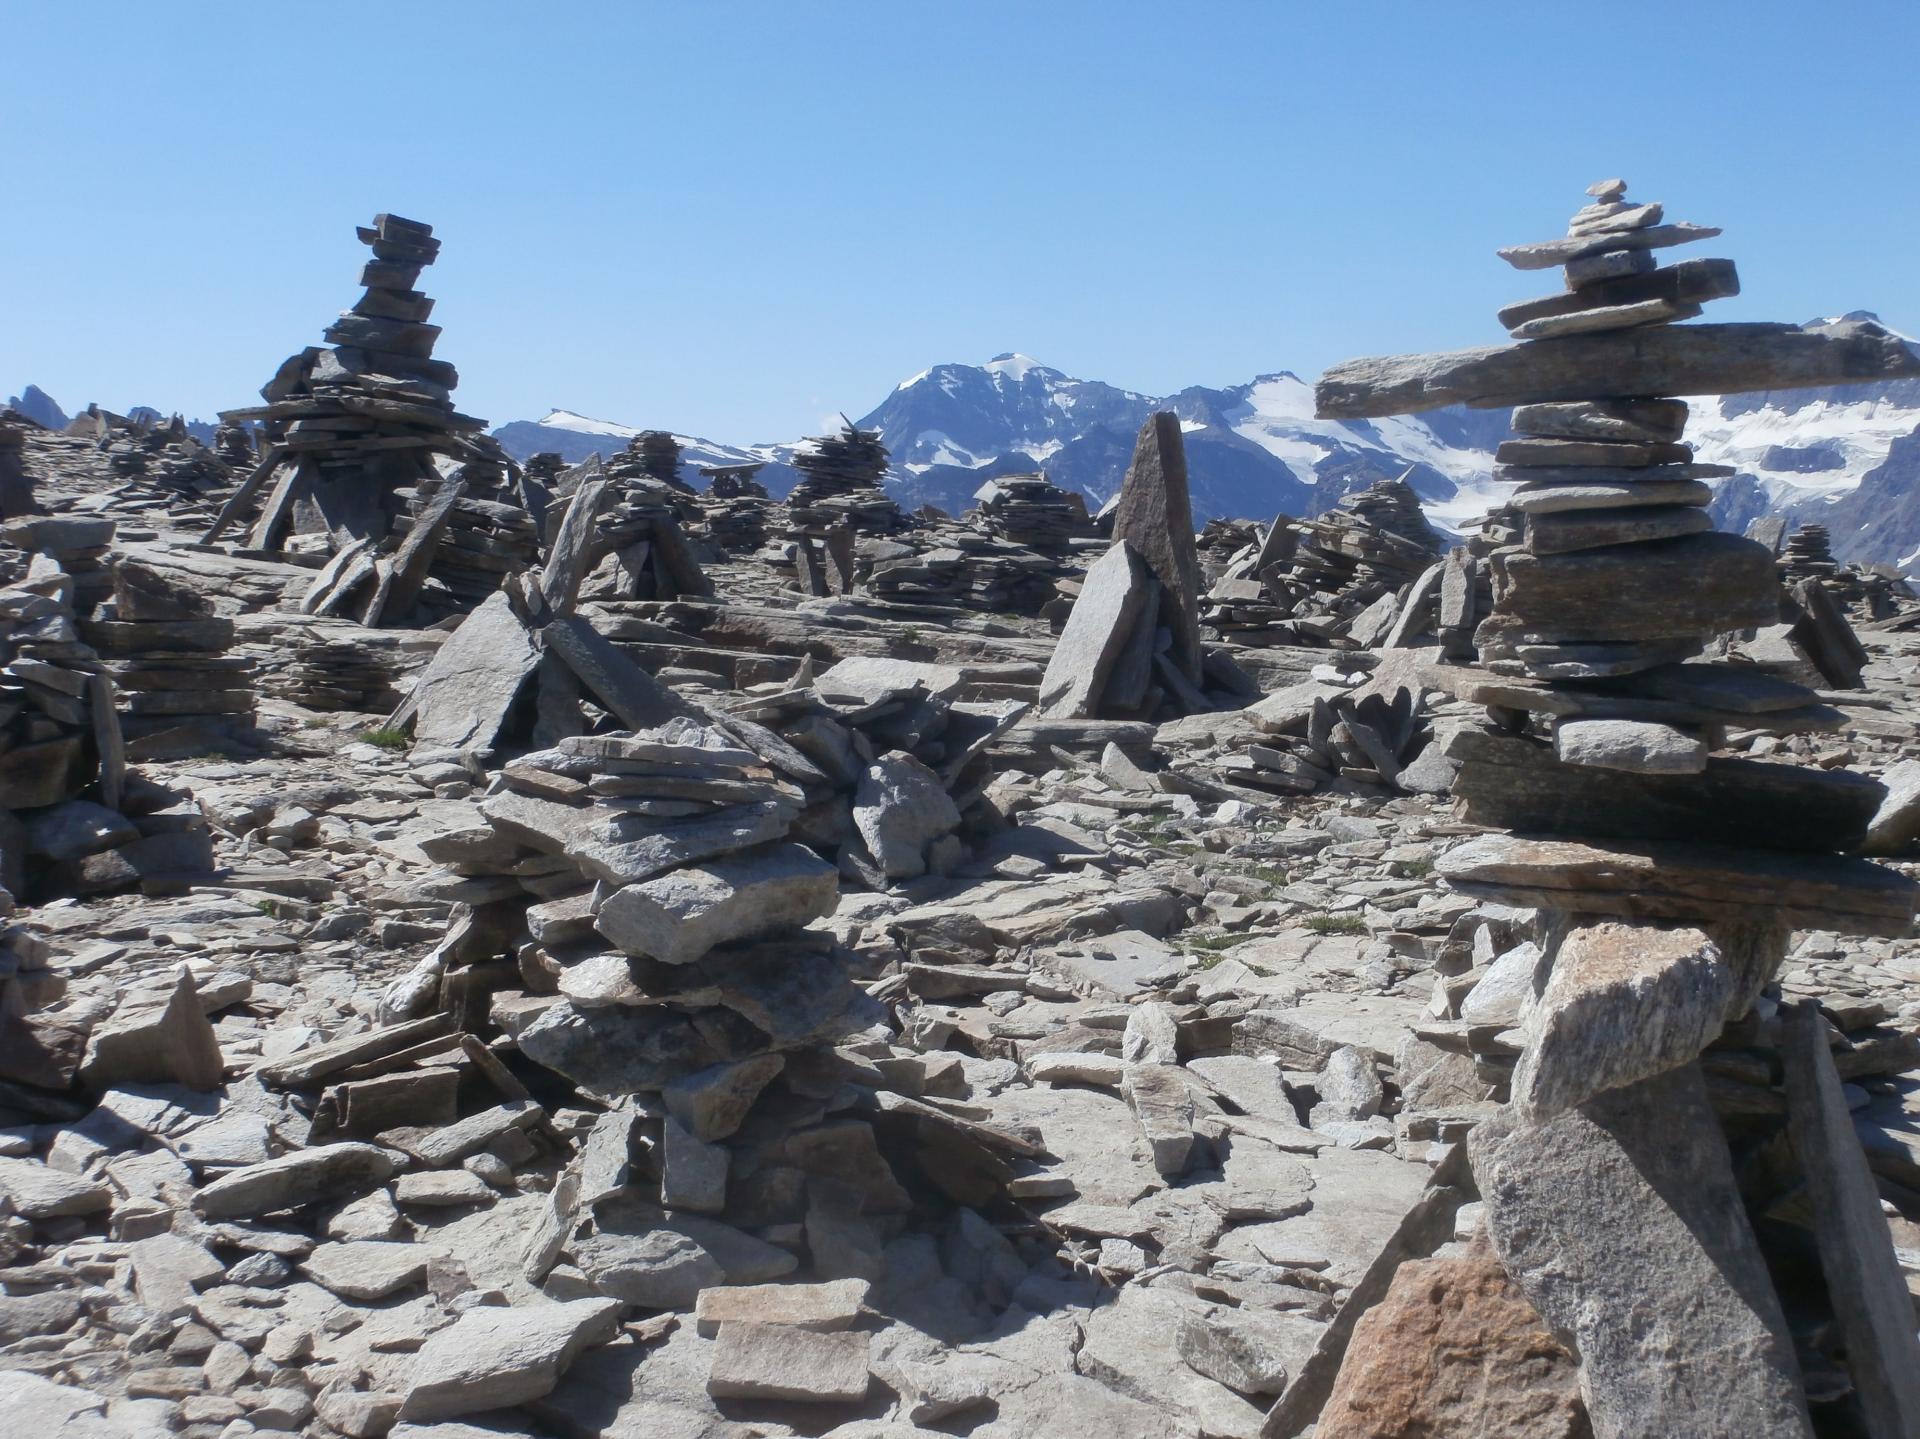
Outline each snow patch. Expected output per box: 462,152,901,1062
535,409,641,438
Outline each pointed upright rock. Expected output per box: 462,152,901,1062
1110,411,1204,682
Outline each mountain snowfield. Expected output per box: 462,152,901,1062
490,335,1920,573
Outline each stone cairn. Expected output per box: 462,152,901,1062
85,558,257,750
696,463,772,552
973,472,1088,550
545,455,714,605
787,421,901,534
1781,521,1837,584
1312,178,1920,1437
205,214,531,627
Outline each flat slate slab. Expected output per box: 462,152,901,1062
1436,833,1917,937
1315,319,1920,419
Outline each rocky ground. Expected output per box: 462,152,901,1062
4,429,1920,1439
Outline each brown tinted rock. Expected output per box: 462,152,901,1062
1484,533,1778,645
1316,1243,1589,1439
1109,411,1203,682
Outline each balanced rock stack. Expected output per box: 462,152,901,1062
1314,180,1920,1437
608,430,690,492
787,421,903,534
86,558,256,748
6,515,116,613
973,472,1088,549
1780,521,1837,584
0,415,35,517
208,214,517,627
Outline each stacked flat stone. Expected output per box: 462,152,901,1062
973,472,1087,550
0,416,33,517
787,422,903,534
86,558,256,744
1780,522,1837,583
1263,474,1443,643
4,515,115,613
1316,179,1920,1439
610,431,690,492
0,552,117,816
211,215,524,626
393,458,543,619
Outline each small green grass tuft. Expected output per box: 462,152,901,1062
1305,912,1367,935
254,899,278,918
359,727,410,751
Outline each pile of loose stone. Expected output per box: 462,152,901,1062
1313,178,1920,1438
1203,474,1445,650
86,558,257,754
973,471,1090,549
786,422,903,534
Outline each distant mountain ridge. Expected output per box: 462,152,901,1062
492,339,1920,572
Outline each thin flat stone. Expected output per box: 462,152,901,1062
1552,718,1707,775
1496,438,1692,468
1498,221,1722,271
1435,833,1917,937
1497,260,1739,335
1523,504,1712,554
1508,480,1711,515
1494,462,1732,486
1511,297,1699,340
1510,397,1690,443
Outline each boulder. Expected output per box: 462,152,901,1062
398,1298,622,1421
1472,1065,1812,1438
78,967,223,1093
853,753,960,880
706,1323,871,1403
1316,1243,1588,1438
594,841,838,964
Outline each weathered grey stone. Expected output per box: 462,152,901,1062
1458,942,1541,1028
694,1277,870,1337
77,966,224,1094
1511,922,1737,1120
0,1155,112,1218
398,1298,622,1421
1316,319,1920,418
1310,1046,1384,1126
1472,1065,1812,1438
1174,1306,1294,1396
706,1323,871,1403
1123,1062,1197,1177
1436,833,1917,937
662,1055,786,1142
24,800,138,861
1120,1001,1180,1065
1039,542,1152,718
1781,1000,1920,1437
192,1143,400,1220
659,1116,728,1213
1509,478,1712,515
1485,533,1778,645
852,753,960,879
1029,1051,1127,1088
301,1240,430,1301
1524,503,1713,554
1861,757,1920,856
594,841,837,964
1110,412,1204,682
517,1003,712,1094
1552,717,1707,775
406,590,540,752
573,1229,724,1307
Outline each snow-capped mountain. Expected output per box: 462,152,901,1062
493,334,1920,572
491,410,803,494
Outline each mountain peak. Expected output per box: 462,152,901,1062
983,353,1047,381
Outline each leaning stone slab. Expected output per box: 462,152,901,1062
1123,1062,1198,1177
1038,541,1152,718
594,841,837,964
79,966,224,1092
1316,319,1920,419
1110,412,1204,682
191,1142,400,1220
399,1298,622,1421
1861,757,1920,856
405,590,539,752
1472,1065,1812,1439
1511,922,1736,1120
1781,1001,1920,1437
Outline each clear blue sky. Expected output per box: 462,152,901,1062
5,1,1916,443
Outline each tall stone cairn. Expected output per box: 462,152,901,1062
1315,180,1920,1438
